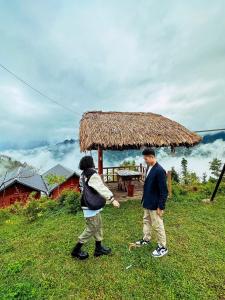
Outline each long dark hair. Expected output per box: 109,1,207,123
79,155,95,171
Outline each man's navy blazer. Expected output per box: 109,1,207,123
142,162,168,210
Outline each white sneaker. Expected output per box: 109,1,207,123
152,244,168,257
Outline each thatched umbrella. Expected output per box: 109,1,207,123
79,111,202,174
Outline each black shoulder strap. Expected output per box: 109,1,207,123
83,168,97,183
81,172,85,184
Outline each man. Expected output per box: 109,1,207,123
136,148,168,257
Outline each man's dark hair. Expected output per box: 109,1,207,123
142,148,155,156
79,155,95,170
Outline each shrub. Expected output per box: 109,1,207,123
38,196,59,212
23,199,42,222
9,202,24,215
201,181,225,197
22,190,81,221
58,190,67,206
219,182,225,194
0,209,11,225
23,193,59,221
58,189,81,214
198,181,215,197
171,184,185,202
172,183,204,202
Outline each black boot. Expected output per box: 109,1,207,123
71,242,89,260
94,241,112,257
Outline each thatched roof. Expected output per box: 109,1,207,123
79,111,202,151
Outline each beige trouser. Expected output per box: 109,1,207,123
143,209,166,247
79,213,103,244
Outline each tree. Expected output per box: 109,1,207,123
187,172,200,185
181,158,188,184
45,174,66,197
202,172,207,184
120,160,136,170
171,167,179,183
209,158,222,180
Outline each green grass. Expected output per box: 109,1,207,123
0,197,225,300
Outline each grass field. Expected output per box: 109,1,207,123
0,197,225,300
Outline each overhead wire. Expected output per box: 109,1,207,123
0,63,224,133
0,63,81,116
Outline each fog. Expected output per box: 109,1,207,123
1,139,224,179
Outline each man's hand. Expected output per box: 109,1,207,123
157,208,164,217
112,199,120,208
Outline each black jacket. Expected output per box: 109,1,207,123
142,162,168,210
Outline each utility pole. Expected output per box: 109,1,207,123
210,163,225,201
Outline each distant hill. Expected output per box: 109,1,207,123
0,131,224,176
0,155,28,176
56,139,78,146
202,132,225,143
104,132,225,162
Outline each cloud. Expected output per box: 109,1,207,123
0,0,225,147
0,85,46,117
0,84,76,147
1,139,225,179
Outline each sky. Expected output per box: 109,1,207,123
0,0,225,149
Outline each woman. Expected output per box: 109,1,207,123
71,155,120,260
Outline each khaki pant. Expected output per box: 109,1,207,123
79,213,103,244
143,209,166,247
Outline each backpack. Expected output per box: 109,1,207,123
81,174,106,210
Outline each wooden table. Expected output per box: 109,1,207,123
117,170,142,192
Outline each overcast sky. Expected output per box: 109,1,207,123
0,0,225,149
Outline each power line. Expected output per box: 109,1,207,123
0,63,224,132
0,63,81,116
194,128,225,133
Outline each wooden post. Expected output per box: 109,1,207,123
210,163,225,201
167,171,172,198
98,146,103,176
140,163,144,180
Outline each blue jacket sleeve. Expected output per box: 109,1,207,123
157,169,168,210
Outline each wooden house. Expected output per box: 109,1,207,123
0,167,48,208
42,164,80,199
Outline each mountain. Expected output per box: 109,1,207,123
0,155,29,176
202,132,225,144
56,139,77,146
48,139,79,159
0,132,224,177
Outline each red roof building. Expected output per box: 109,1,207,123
0,164,80,208
0,167,48,208
42,164,80,199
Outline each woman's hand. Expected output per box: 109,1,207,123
112,199,120,208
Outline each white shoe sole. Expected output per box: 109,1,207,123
152,250,168,258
